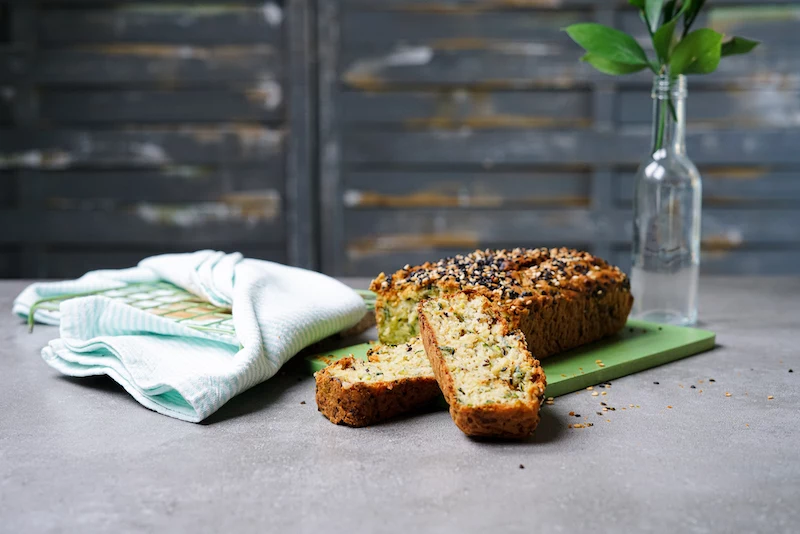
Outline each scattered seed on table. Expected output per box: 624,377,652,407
519,464,525,469
586,386,594,391
654,381,660,385
601,392,607,396
596,411,603,416
300,401,306,405
709,379,716,382
790,369,794,373
600,402,607,406
768,396,774,400
606,419,611,422
591,392,599,397
690,385,696,389
598,363,605,368
547,397,554,401
667,405,673,409
725,392,732,397
569,411,575,416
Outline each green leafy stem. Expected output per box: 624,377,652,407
564,1,759,151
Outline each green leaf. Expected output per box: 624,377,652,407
645,0,665,34
581,53,649,76
564,23,650,67
653,17,678,62
670,28,723,75
721,36,760,57
628,0,646,8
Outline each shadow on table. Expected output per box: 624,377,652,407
465,408,567,445
203,366,306,425
58,375,142,408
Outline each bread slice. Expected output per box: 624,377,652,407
418,292,546,439
314,337,440,427
371,247,633,358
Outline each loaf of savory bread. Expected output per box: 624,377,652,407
370,247,633,359
316,248,632,437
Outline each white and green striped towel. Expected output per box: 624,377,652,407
13,251,367,422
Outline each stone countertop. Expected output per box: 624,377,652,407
1,277,798,533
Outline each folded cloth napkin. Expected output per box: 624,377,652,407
13,251,366,422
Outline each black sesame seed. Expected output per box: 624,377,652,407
519,464,525,469
690,385,696,389
709,379,716,382
653,381,660,385
790,369,794,373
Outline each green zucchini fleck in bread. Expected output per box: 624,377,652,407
315,337,440,427
418,292,547,439
370,247,633,358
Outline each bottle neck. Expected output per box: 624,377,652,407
651,74,687,156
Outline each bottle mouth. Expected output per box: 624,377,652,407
652,74,687,100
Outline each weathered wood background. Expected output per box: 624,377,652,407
2,0,799,279
0,0,316,278
321,0,800,276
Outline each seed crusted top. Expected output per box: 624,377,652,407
370,247,630,309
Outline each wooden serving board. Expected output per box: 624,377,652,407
305,320,716,398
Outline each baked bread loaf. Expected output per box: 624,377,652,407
418,292,546,438
370,247,633,358
315,337,440,427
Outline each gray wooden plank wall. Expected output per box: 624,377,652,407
320,0,800,277
1,0,799,280
0,0,316,279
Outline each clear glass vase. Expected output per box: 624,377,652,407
631,74,702,326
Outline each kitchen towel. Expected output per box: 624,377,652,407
13,251,367,422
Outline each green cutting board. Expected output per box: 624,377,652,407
305,320,716,398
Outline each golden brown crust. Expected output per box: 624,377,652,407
372,248,633,357
314,357,441,427
418,293,546,439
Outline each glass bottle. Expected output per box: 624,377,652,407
631,74,702,326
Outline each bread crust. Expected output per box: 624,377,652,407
372,248,633,357
315,357,441,427
418,293,546,439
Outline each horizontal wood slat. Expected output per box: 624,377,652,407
0,210,285,246
340,90,592,128
0,127,285,168
16,169,283,204
39,5,283,46
343,130,800,166
341,10,589,49
40,89,284,124
33,46,281,86
611,248,800,276
615,170,800,205
344,171,591,207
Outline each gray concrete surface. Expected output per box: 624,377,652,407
1,277,799,534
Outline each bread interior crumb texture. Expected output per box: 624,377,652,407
326,337,432,384
423,294,540,406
